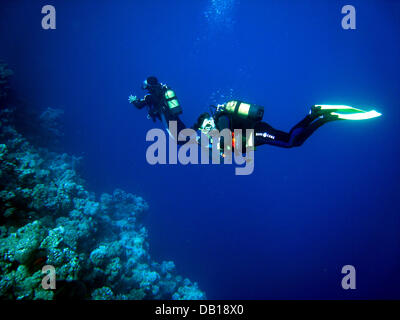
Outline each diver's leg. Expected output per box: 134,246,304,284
289,105,341,132
291,113,320,130
175,117,186,133
173,117,188,146
253,111,323,147
254,122,292,148
254,114,339,148
288,106,335,132
161,114,188,146
289,114,340,147
163,113,187,131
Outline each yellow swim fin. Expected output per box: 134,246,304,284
314,105,382,120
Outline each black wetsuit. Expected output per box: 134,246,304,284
215,111,337,149
132,84,186,133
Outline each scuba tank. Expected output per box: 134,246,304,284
164,88,182,116
224,100,264,122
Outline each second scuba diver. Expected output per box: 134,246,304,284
129,76,186,135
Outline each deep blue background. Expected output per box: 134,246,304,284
1,0,400,299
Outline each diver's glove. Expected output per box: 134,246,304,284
128,95,138,104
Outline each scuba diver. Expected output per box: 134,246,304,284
129,77,381,153
129,76,186,135
192,101,381,152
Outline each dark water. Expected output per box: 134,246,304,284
1,0,400,299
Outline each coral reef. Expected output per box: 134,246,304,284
0,64,206,300
0,64,64,149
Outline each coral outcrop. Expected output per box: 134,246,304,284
0,64,206,300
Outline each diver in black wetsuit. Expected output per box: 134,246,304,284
193,101,341,150
129,76,186,133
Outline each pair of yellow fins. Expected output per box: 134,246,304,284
314,104,382,120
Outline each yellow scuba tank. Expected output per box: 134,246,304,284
164,89,182,115
224,100,264,122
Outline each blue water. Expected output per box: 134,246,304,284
1,0,400,299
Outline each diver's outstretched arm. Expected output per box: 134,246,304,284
131,95,151,109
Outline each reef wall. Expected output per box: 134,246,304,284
0,63,206,300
